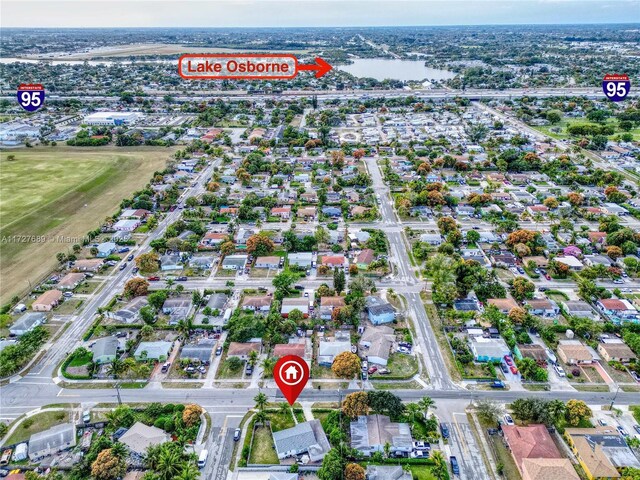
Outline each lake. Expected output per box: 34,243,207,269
337,58,456,82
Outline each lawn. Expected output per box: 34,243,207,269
6,410,70,445
248,425,279,464
215,357,245,379
409,465,438,480
0,146,173,304
386,353,419,378
267,410,296,432
531,116,640,141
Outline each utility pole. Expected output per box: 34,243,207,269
609,385,620,411
115,383,122,405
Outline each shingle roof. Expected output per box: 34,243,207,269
118,422,170,456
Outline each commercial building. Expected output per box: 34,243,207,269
84,112,142,126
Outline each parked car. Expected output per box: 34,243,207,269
450,456,460,475
148,276,160,281
63,291,74,298
491,381,505,389
440,423,450,439
504,355,513,366
368,366,378,375
617,426,629,436
633,425,640,435
177,276,188,281
554,364,566,377
245,365,253,375
215,347,223,356
413,441,430,450
378,368,390,375
500,364,509,374
160,363,170,373
504,414,515,426
234,428,241,441
361,361,368,371
410,450,428,459
198,365,206,374
598,419,608,426
510,366,518,375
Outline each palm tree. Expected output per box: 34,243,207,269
406,403,422,423
166,278,175,292
176,318,193,340
279,402,291,419
248,350,258,367
254,392,268,411
110,442,129,460
260,357,276,377
431,450,447,480
107,357,126,379
156,447,183,480
418,396,436,417
175,462,200,480
254,409,268,425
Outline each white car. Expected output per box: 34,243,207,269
410,450,428,459
504,414,515,426
554,364,566,377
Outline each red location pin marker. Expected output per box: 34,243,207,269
273,355,310,406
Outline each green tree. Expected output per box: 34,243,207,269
367,391,404,418
318,448,345,480
333,268,346,294
254,392,268,411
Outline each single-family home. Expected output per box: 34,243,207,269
160,254,182,271
320,254,347,269
254,256,281,269
180,340,215,363
584,255,613,268
469,337,511,363
113,219,140,232
563,301,598,321
118,422,170,457
162,296,192,316
355,249,375,268
201,232,228,246
134,341,173,362
597,339,636,363
502,424,565,477
359,325,395,366
281,297,309,318
227,341,261,360
28,423,76,461
350,415,412,457
96,242,117,258
525,298,560,318
557,340,594,365
271,206,291,220
288,252,313,269
487,298,519,314
298,206,317,220
322,206,342,218
596,298,639,323
242,295,272,313
9,312,46,336
565,427,640,479
420,233,443,246
273,341,308,360
106,296,149,324
554,256,584,271
74,259,104,272
520,459,580,480
319,296,346,320
365,296,396,325
272,420,331,462
317,339,351,366
57,273,85,290
32,289,63,312
92,337,119,364
221,254,248,270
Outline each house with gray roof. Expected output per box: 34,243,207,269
317,340,352,366
366,466,413,480
160,254,182,271
221,254,247,270
365,296,396,325
180,340,215,363
350,415,413,457
28,423,76,461
118,421,170,457
134,341,173,362
9,312,46,336
92,337,119,364
106,296,149,324
272,419,330,462
206,293,228,311
288,252,313,268
96,242,117,258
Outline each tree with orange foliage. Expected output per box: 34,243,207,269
331,352,361,379
506,229,537,247
342,391,369,418
344,463,366,480
182,403,203,427
567,192,584,207
543,197,559,209
606,245,623,259
91,448,126,480
124,277,149,298
353,149,365,160
246,233,275,256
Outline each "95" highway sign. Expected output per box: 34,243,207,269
602,74,630,102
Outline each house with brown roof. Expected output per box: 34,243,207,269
321,254,347,268
271,206,291,219
298,206,317,219
74,259,104,272
273,341,309,361
254,256,281,269
557,340,594,365
242,295,272,313
355,249,375,268
57,272,85,290
502,424,563,475
227,341,261,360
487,298,519,314
350,206,369,217
517,344,547,362
201,232,227,246
32,289,63,312
597,339,636,363
565,426,640,479
521,458,579,480
320,296,346,320
588,232,607,245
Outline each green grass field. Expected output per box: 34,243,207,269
6,410,70,445
532,116,640,141
0,146,173,303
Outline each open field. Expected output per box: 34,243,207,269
0,146,174,304
531,116,640,141
5,410,70,445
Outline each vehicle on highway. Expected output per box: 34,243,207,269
544,274,551,280
119,263,127,271
127,254,134,261
450,456,460,475
234,428,241,441
613,279,624,284
634,425,640,435
132,267,139,274
598,419,608,426
491,381,505,389
504,414,515,426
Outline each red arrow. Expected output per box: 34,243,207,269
298,57,332,78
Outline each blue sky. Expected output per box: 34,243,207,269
2,0,639,27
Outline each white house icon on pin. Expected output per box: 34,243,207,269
285,365,298,380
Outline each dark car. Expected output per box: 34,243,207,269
233,428,241,441
127,254,134,261
215,347,223,356
500,363,509,374
177,276,188,281
450,456,460,475
440,423,450,439
245,365,253,375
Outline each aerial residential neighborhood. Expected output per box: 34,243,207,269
1,4,640,480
